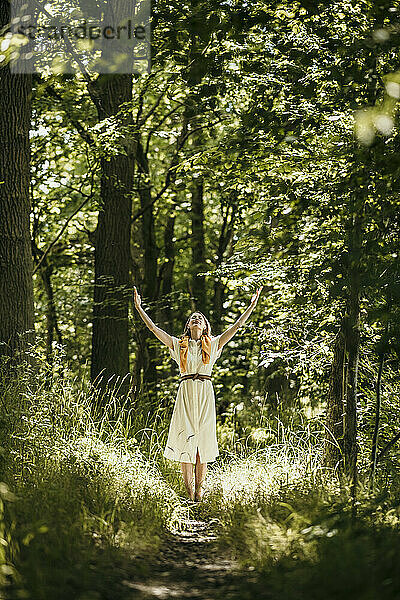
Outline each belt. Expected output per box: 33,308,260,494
178,373,212,387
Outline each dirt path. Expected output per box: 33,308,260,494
121,515,267,600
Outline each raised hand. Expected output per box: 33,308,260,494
133,286,142,310
250,286,263,306
133,286,173,349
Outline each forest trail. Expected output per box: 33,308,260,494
122,516,266,600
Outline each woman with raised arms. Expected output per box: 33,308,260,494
133,286,262,501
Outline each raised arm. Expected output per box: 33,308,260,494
133,286,174,350
218,287,262,349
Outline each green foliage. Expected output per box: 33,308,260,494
0,348,187,599
25,0,400,443
1,349,400,598
4,0,400,596
199,424,400,599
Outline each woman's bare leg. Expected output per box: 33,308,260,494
194,449,207,502
180,461,194,500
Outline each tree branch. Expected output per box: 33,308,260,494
32,193,94,274
45,84,95,147
376,432,400,463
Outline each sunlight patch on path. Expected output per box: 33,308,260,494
120,518,254,600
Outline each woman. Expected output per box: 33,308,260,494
133,286,262,501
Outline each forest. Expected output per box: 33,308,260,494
1,0,400,598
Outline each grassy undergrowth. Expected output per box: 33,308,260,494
1,350,400,599
198,434,400,600
0,353,188,600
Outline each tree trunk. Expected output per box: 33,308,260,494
0,0,35,380
134,137,159,395
184,24,207,311
370,320,388,487
31,240,63,365
324,325,345,468
89,74,134,400
343,207,362,485
160,214,176,333
212,280,226,333
40,263,63,363
191,174,207,309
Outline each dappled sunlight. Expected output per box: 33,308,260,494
204,424,327,508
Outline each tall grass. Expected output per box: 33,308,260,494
1,345,400,599
0,347,188,599
198,420,400,599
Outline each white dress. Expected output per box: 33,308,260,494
163,335,224,464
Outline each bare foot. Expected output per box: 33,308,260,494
194,483,204,502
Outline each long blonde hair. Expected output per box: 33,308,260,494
180,311,212,340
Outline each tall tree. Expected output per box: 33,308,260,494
88,72,134,398
0,0,35,377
